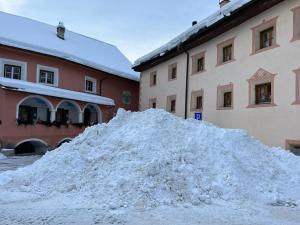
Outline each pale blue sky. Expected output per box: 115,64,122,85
0,0,219,62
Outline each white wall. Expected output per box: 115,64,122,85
140,0,300,148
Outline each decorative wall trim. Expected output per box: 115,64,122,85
291,5,300,42
217,83,234,110
190,89,204,112
216,37,236,67
292,68,300,105
191,51,206,75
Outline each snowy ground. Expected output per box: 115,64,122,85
0,110,299,225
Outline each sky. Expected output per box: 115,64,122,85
0,0,220,63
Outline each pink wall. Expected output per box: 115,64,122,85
0,45,139,149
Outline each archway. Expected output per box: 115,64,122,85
55,100,81,124
16,95,54,124
83,104,102,126
57,138,72,148
15,139,48,155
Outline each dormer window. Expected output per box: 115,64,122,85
57,22,66,40
4,64,21,80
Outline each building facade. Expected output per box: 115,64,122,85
0,13,139,154
133,0,300,152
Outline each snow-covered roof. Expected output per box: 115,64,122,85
133,0,253,68
0,77,115,106
0,11,139,81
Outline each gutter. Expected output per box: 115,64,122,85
184,51,190,119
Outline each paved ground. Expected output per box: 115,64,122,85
0,155,41,172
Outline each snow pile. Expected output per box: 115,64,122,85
0,153,6,160
0,109,299,210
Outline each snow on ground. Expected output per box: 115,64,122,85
0,109,299,224
0,153,6,160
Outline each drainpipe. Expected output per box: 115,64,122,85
184,51,190,119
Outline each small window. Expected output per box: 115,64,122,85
85,76,97,93
4,64,22,80
223,92,232,108
150,71,157,86
192,52,205,74
291,6,300,41
217,83,233,110
39,70,54,85
190,90,204,111
260,27,274,49
222,45,232,62
255,83,272,104
217,38,235,66
56,108,69,125
18,106,37,124
251,17,278,54
149,98,157,109
168,63,177,80
86,80,94,92
167,95,176,113
122,91,132,105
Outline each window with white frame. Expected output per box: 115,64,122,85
0,58,27,80
37,65,59,86
85,76,97,93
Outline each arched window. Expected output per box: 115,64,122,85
55,100,81,124
83,104,102,126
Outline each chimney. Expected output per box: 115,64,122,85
219,0,230,8
57,22,65,40
192,21,198,26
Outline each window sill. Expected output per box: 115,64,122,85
247,103,277,108
191,70,206,76
217,106,233,110
191,108,203,112
216,59,236,67
251,44,280,56
292,100,300,105
38,82,58,87
291,36,300,42
168,78,177,82
85,91,97,94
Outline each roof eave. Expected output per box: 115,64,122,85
133,0,285,72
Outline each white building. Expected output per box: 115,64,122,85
133,0,300,152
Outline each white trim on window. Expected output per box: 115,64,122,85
0,58,27,81
36,64,59,87
85,76,97,94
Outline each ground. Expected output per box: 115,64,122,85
0,156,299,225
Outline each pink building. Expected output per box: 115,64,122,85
0,12,139,154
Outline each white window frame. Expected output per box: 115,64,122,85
85,76,97,94
36,64,59,87
0,58,27,81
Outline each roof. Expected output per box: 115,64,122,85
0,77,115,106
133,0,284,71
0,11,139,81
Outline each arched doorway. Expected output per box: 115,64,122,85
55,100,81,124
16,95,54,125
15,139,48,155
83,104,102,126
57,138,72,148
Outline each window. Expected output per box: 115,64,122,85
150,71,157,86
255,83,272,104
1,59,27,80
260,27,274,49
217,83,233,110
291,6,300,41
191,52,205,74
190,90,204,111
222,45,232,62
168,63,177,80
56,108,69,125
149,98,157,109
85,76,97,93
39,70,54,85
247,68,276,108
37,65,58,86
292,68,300,105
167,95,176,113
217,37,235,66
251,17,279,54
18,106,37,124
122,91,132,105
4,64,22,80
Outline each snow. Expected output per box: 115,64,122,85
0,11,139,81
133,0,253,67
0,153,6,160
0,77,115,106
0,109,299,207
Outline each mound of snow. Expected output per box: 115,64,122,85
0,109,299,210
0,153,6,160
